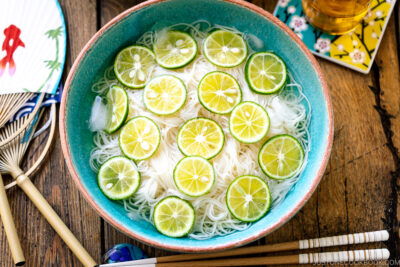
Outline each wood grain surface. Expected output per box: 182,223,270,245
0,0,399,266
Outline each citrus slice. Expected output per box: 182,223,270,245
226,175,271,222
198,71,242,114
98,156,140,200
245,52,287,94
114,45,156,88
143,75,187,115
258,134,304,180
173,156,215,197
119,116,160,161
229,101,270,143
177,118,224,159
153,196,195,237
203,30,247,68
105,85,129,133
154,31,197,69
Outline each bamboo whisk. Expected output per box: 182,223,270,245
0,112,97,267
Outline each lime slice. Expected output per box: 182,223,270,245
198,71,242,114
154,31,197,69
173,156,215,197
258,134,304,180
98,156,140,200
226,175,271,222
229,101,270,143
105,85,129,133
114,45,156,88
203,30,247,68
143,75,187,115
119,116,160,161
177,118,224,159
245,52,287,94
153,196,195,237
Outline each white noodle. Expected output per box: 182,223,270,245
89,21,311,240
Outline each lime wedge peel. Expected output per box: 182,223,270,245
173,156,215,197
153,196,195,237
154,31,198,69
226,175,271,222
177,117,225,160
119,116,161,161
198,71,242,115
98,156,140,200
245,52,287,94
143,75,187,115
229,101,270,144
114,45,156,89
203,30,248,68
105,85,129,134
258,134,304,180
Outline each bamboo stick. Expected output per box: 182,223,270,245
0,173,25,265
14,171,97,267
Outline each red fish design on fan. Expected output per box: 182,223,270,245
0,25,25,77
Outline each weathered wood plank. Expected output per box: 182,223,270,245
374,4,400,261
100,0,143,26
316,59,391,237
0,1,101,266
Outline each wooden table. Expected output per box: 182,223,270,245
0,0,399,266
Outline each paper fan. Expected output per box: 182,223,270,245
0,0,66,94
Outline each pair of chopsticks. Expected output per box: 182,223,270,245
99,230,390,266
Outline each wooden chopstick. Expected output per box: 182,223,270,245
139,248,390,266
99,230,389,267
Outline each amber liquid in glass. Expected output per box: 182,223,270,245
302,0,371,35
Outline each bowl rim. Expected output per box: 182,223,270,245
60,0,333,252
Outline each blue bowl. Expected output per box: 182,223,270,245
60,0,333,252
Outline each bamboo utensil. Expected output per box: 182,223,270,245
0,173,24,265
101,230,389,267
0,108,97,267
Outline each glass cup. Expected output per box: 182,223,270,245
302,0,372,35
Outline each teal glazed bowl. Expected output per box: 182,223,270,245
60,0,333,252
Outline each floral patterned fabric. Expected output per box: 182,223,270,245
274,0,396,74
